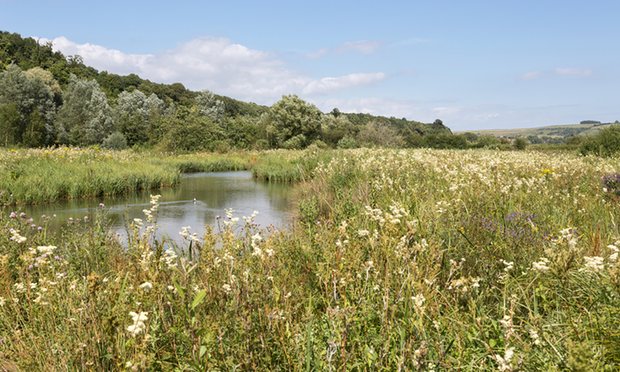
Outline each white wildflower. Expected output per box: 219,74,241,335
494,347,515,371
582,256,604,273
127,311,148,336
531,257,550,272
139,282,153,290
9,228,26,244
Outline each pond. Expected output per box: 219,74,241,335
22,171,295,245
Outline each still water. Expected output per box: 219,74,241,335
23,171,294,244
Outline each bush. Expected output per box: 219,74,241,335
337,136,358,149
513,137,528,150
102,131,128,150
580,125,620,156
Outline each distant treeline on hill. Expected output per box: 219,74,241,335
0,30,527,151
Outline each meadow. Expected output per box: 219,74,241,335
1,147,619,370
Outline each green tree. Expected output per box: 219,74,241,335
321,114,356,147
0,103,20,146
580,125,620,156
0,64,56,146
356,121,405,148
267,95,322,148
195,90,225,122
160,107,224,152
114,90,164,146
513,137,528,150
56,76,114,145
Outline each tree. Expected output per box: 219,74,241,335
56,75,113,145
513,137,528,150
0,64,56,146
267,95,322,148
321,114,356,147
114,90,164,146
356,121,405,148
160,107,224,152
194,90,225,122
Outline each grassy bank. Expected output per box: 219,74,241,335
1,148,619,369
0,148,309,206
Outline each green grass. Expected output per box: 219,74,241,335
1,148,620,369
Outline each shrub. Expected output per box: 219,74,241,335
102,131,128,150
580,125,620,156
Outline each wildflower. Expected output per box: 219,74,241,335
179,226,191,239
9,211,17,219
98,203,105,208
127,311,148,336
501,260,514,272
0,297,5,307
582,256,604,273
161,249,178,268
36,245,56,254
139,282,153,290
494,347,515,371
529,328,541,346
9,228,26,244
357,229,370,237
222,284,232,294
531,257,550,272
412,293,426,311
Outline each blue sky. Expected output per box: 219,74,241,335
1,0,619,130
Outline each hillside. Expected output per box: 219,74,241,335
0,31,450,140
459,121,619,144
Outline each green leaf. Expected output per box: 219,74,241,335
191,289,207,311
199,345,207,358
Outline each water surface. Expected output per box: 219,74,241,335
23,171,294,244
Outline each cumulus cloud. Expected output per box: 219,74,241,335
302,73,385,95
39,36,385,103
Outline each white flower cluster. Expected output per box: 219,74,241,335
127,311,148,336
9,228,26,244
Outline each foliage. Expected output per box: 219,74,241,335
267,95,322,148
55,76,113,145
513,136,528,150
580,125,620,156
114,90,164,146
160,108,224,152
194,90,225,122
102,131,128,150
0,64,56,146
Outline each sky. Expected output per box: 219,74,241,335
1,0,619,131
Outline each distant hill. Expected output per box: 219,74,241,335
458,121,620,144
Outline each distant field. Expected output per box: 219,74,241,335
459,122,617,139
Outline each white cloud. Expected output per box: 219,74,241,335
39,36,385,104
554,67,592,77
302,73,385,95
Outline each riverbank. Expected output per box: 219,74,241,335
0,148,330,206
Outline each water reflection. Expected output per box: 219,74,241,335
23,171,294,244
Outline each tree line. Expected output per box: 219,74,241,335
0,31,472,151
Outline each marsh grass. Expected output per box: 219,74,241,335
1,148,620,369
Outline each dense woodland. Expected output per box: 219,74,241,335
0,31,476,151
